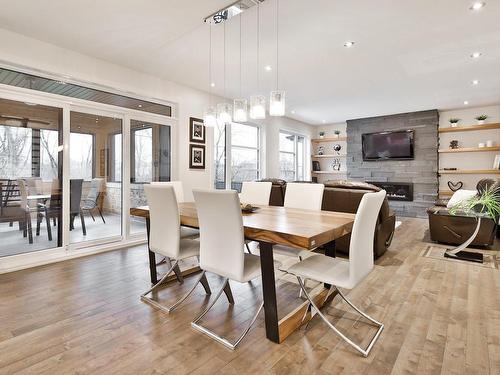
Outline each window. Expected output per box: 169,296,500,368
279,131,306,181
230,123,260,191
214,122,260,191
132,127,153,183
40,129,59,180
69,133,93,180
0,125,32,179
108,133,122,182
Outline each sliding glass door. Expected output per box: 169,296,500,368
69,110,123,245
0,98,63,257
129,119,171,235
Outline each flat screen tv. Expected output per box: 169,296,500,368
362,130,414,161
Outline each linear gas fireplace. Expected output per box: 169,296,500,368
369,182,414,202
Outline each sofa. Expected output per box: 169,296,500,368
258,179,396,258
427,178,499,247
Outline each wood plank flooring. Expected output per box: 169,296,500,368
0,218,499,374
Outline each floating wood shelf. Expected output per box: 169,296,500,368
439,191,454,197
438,169,500,175
438,123,500,133
312,170,346,174
311,154,346,158
311,137,346,142
438,146,500,153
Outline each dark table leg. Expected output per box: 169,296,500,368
146,217,158,284
323,240,336,289
259,241,280,343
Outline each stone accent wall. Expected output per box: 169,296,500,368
346,110,439,218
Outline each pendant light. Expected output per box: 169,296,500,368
233,7,248,123
217,21,232,124
203,23,217,127
250,1,266,120
269,0,285,116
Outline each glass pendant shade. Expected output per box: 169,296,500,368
217,102,232,124
233,99,248,122
203,106,217,127
269,90,285,116
249,95,266,119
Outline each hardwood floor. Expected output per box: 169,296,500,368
0,218,499,374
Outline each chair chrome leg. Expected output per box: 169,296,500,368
296,277,383,357
164,257,184,284
141,261,210,314
191,278,264,350
245,242,253,254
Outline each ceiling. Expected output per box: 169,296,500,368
0,0,499,124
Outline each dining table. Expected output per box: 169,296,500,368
130,202,355,344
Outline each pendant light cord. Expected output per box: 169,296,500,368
276,0,279,91
257,2,260,93
224,21,226,100
209,23,212,106
239,4,242,98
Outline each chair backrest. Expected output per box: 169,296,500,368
86,178,103,202
25,177,43,196
16,179,28,210
144,184,180,259
240,181,272,206
48,179,62,209
70,179,84,215
349,190,386,286
151,181,184,203
193,189,246,282
284,182,325,210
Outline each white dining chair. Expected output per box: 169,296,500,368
273,183,325,259
239,181,272,254
191,189,263,350
239,181,272,206
141,184,211,313
151,181,198,239
284,190,386,357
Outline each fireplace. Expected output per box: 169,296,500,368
369,182,413,201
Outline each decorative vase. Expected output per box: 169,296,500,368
319,134,325,139
451,123,458,128
477,120,485,125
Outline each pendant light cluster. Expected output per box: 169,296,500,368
204,0,285,127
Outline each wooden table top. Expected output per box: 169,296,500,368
131,202,355,250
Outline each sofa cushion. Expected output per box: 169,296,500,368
324,180,381,192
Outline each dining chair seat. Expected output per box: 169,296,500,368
272,244,314,260
181,226,199,239
286,255,351,288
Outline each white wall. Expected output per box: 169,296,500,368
439,104,500,191
0,28,313,199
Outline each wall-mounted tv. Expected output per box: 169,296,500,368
362,130,414,161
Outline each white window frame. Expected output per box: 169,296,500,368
279,130,307,182
0,68,177,273
216,122,262,190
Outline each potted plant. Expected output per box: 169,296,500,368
475,115,488,125
449,118,460,127
334,129,341,139
319,131,325,139
449,185,500,219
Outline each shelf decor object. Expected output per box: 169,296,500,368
449,118,460,128
475,114,488,125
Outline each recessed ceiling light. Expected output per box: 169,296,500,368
210,82,215,87
291,110,295,114
264,65,272,71
470,52,482,59
322,120,326,124
472,79,479,85
464,100,469,105
469,2,486,10
343,41,355,48
138,104,143,108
